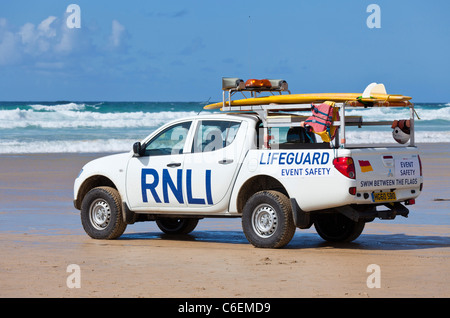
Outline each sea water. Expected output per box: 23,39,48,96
0,101,449,154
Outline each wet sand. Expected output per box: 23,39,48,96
0,144,449,298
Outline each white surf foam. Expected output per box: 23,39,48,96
0,139,136,154
0,108,198,129
0,131,448,154
28,102,86,112
343,105,450,122
345,130,450,144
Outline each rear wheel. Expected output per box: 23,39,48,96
242,190,296,248
156,218,199,234
314,212,365,242
81,186,127,239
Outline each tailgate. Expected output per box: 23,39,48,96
351,147,422,203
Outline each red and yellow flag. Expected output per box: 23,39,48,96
358,160,373,173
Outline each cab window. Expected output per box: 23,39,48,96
255,123,332,149
192,120,241,153
144,121,192,156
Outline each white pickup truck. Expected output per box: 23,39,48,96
73,80,423,248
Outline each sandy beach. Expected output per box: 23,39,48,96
0,143,449,299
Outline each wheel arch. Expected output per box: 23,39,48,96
74,175,118,210
236,174,289,214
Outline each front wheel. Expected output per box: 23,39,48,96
242,191,296,248
80,186,127,239
314,212,365,242
156,218,199,235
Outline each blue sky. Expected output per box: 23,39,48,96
0,0,448,102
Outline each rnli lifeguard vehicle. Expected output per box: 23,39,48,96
73,78,423,248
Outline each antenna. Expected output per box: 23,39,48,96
248,15,252,78
198,97,211,115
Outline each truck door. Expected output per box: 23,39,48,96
125,121,193,211
182,119,247,210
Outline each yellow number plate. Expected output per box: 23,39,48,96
372,192,397,202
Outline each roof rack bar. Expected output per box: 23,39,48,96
340,102,346,148
409,103,415,147
221,103,324,112
220,100,416,149
216,78,416,149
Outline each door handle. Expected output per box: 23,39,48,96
167,162,181,168
218,159,233,165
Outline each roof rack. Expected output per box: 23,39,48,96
217,78,416,149
223,102,416,149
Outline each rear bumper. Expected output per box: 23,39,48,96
353,187,421,205
335,202,409,222
291,198,410,228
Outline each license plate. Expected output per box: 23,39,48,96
372,191,397,202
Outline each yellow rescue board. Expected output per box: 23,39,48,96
204,93,412,109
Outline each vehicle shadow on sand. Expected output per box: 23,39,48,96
120,231,450,251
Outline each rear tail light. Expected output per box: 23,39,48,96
333,157,356,179
348,187,356,195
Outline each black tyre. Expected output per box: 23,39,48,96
156,218,199,235
314,212,365,242
242,190,296,248
80,186,127,239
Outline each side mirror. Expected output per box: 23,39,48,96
133,142,144,156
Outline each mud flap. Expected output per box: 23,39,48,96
122,202,137,224
290,198,312,229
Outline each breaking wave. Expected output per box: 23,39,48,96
0,106,197,129
0,101,448,153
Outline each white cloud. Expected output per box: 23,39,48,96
55,21,78,54
0,16,60,64
0,29,19,65
37,16,57,38
19,23,36,45
0,18,19,64
0,13,130,67
109,20,129,50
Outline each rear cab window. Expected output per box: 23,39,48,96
192,120,241,153
256,123,331,149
